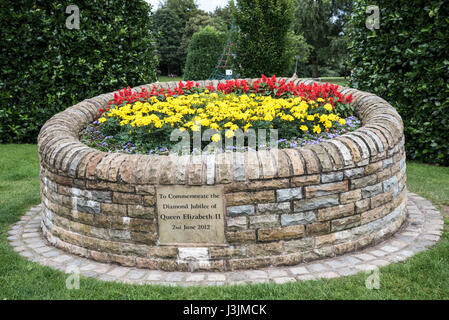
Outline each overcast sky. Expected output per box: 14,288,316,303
146,0,229,12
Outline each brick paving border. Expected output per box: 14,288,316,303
7,192,444,286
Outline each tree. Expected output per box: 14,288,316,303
233,0,295,78
0,0,158,143
152,7,184,75
349,0,449,165
153,0,202,76
184,26,226,80
294,0,352,78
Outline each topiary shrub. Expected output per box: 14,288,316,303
349,0,449,165
183,26,226,81
0,0,158,143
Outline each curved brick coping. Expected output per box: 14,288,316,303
8,193,444,286
37,77,408,271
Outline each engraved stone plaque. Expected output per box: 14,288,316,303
156,185,225,245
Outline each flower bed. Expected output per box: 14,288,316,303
81,76,360,155
37,77,407,272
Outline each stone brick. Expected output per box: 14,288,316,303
209,247,246,259
135,185,156,195
143,196,155,206
247,242,283,257
344,167,365,179
225,190,275,206
127,205,155,219
317,203,354,221
283,238,314,253
383,176,399,195
340,189,362,204
327,139,354,167
362,182,383,198
299,148,320,174
159,260,189,272
113,192,142,205
129,218,155,233
281,211,316,226
291,175,320,187
321,172,343,183
226,257,271,270
315,233,336,247
136,257,158,269
293,195,339,212
276,150,292,177
226,205,255,216
148,246,178,259
371,190,394,208
305,181,348,198
226,216,248,231
276,187,303,202
331,215,361,231
249,214,279,229
258,225,305,242
305,222,330,236
257,202,291,215
365,161,383,175
334,241,356,255
272,253,303,266
306,144,333,172
283,149,305,176
130,231,157,245
361,204,391,224
351,174,377,189
355,198,370,213
247,179,290,191
225,230,256,244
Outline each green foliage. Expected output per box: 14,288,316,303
0,0,158,143
349,0,449,165
294,0,352,78
233,0,295,78
152,7,185,76
184,27,227,81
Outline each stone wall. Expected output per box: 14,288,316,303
37,78,407,271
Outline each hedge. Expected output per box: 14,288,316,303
183,26,226,81
0,0,158,143
349,0,449,165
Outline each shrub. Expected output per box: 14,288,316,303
233,0,295,78
183,26,226,81
0,0,158,143
349,0,449,165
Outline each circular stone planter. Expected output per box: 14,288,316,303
37,78,407,272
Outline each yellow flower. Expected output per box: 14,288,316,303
192,124,201,132
307,115,314,121
211,133,221,142
300,125,308,132
98,117,106,124
313,125,321,134
339,119,346,125
225,130,235,138
324,103,333,112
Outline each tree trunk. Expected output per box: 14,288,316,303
312,55,319,78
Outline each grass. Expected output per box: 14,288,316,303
0,144,448,300
158,76,183,83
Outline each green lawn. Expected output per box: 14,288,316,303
158,76,183,83
0,144,448,299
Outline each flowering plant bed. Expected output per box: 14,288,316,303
81,76,360,154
